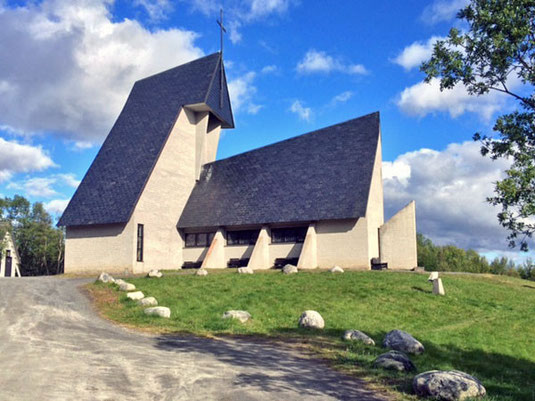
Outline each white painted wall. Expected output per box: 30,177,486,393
0,232,21,277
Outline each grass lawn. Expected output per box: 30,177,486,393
88,270,535,401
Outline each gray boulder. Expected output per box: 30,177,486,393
383,329,425,355
126,291,144,300
138,297,158,306
342,330,375,345
298,310,325,329
329,266,344,273
119,282,136,292
97,272,115,284
374,351,415,372
282,264,298,274
195,269,208,276
144,306,171,318
222,310,251,323
147,269,163,278
238,267,254,274
413,370,486,401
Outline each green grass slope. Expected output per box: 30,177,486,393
90,270,535,401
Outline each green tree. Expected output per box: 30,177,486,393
421,0,535,250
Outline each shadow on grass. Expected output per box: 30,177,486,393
522,284,535,290
411,286,432,294
153,334,392,401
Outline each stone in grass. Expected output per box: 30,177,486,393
282,264,298,274
144,306,171,318
383,329,425,355
413,370,486,401
374,351,416,372
119,282,136,292
138,297,158,306
298,310,325,329
97,272,115,284
126,291,144,301
147,269,163,278
238,267,254,274
329,266,344,273
195,269,208,276
342,330,375,345
222,310,251,323
115,279,126,286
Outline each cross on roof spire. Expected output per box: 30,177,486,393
216,8,226,108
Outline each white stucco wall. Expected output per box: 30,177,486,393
365,133,384,261
0,232,21,277
379,201,417,270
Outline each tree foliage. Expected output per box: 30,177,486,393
421,0,535,250
0,195,64,276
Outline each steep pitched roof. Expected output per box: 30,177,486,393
59,53,233,227
178,112,380,229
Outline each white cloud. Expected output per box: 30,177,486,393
0,138,56,182
57,173,81,188
331,91,354,105
228,71,262,114
383,141,513,253
421,0,469,25
397,77,508,120
289,100,312,122
44,199,70,215
0,0,203,144
185,0,296,43
134,0,173,21
296,50,368,75
9,177,58,198
392,36,445,71
261,65,277,74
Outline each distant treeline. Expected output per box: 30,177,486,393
417,234,535,281
1,195,64,276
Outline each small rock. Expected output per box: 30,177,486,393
147,269,163,278
374,351,415,372
126,291,144,300
195,269,208,276
115,278,126,286
282,264,298,274
138,297,158,306
413,370,486,401
144,306,171,318
433,278,446,296
329,266,344,273
342,330,375,345
298,310,325,329
119,282,136,292
238,267,254,274
222,310,251,323
97,272,115,284
383,329,425,355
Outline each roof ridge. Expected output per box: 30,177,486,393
203,52,222,104
206,111,379,166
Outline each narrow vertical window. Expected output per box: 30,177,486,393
137,224,144,262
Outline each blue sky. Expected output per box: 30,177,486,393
0,0,531,261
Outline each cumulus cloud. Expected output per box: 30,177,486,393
330,91,354,105
383,141,512,253
261,65,278,74
296,50,368,75
0,138,56,182
8,173,80,199
421,0,469,25
392,36,445,71
134,0,173,21
289,100,312,122
397,77,508,120
44,199,70,215
184,0,296,43
0,0,203,144
228,71,262,114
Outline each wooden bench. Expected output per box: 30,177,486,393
273,258,299,269
182,261,202,269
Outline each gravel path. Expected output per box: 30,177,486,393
0,277,391,401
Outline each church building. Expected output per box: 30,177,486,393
58,53,417,274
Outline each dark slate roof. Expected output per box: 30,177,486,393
58,52,234,227
178,112,380,229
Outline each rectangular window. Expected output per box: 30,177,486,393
136,224,144,262
184,232,216,248
227,230,259,246
272,227,308,244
